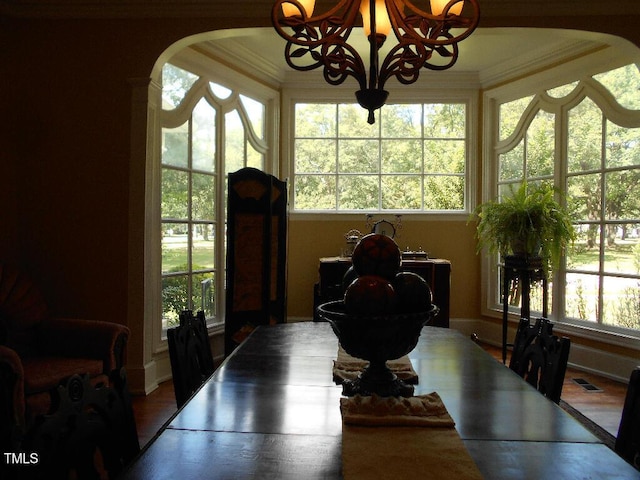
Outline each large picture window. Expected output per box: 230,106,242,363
292,102,469,212
491,64,640,334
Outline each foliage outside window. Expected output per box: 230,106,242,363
495,64,640,333
293,102,468,212
160,63,267,332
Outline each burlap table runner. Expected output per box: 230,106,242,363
340,393,484,479
333,346,419,384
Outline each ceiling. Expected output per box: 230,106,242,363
200,26,636,87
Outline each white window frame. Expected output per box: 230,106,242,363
282,82,478,221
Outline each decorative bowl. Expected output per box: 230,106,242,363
317,300,439,397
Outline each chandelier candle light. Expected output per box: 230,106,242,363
271,0,480,123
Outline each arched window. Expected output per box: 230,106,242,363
487,63,640,334
158,59,276,334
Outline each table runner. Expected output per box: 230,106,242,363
341,394,484,480
333,346,419,384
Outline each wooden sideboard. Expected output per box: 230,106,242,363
313,257,451,327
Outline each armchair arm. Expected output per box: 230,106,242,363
0,345,25,449
38,318,130,373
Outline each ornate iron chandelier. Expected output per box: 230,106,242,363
271,0,480,123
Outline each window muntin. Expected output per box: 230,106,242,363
292,102,468,212
160,63,268,332
493,63,640,333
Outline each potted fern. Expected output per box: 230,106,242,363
471,182,576,271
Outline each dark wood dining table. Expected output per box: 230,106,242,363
120,322,638,479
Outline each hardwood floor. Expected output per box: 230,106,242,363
130,342,629,448
131,380,178,447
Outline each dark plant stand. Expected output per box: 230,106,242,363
501,255,548,364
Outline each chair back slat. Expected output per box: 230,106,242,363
616,367,640,470
167,310,215,408
509,317,570,404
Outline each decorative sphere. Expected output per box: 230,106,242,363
351,233,401,280
392,271,433,313
341,266,359,294
344,275,397,315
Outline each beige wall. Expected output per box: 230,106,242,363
287,218,480,319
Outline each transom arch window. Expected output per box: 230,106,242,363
159,61,274,334
487,62,640,334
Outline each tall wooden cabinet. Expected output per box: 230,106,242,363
225,168,287,355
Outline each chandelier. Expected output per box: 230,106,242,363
271,0,480,123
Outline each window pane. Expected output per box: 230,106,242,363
499,96,534,141
162,169,189,219
162,223,189,274
192,173,215,221
295,139,336,173
605,170,640,220
567,173,601,222
546,82,578,99
339,139,379,173
382,104,421,138
240,94,265,140
499,140,524,182
247,144,263,170
192,99,216,173
382,139,421,173
424,140,465,174
296,104,336,137
193,272,216,319
424,104,465,138
606,122,640,168
162,64,198,110
338,176,378,210
381,176,421,210
564,273,599,322
192,224,214,270
594,64,640,111
295,175,336,210
339,104,377,137
162,124,189,168
424,175,464,210
526,110,554,178
603,223,640,275
162,274,189,329
210,82,232,100
225,110,244,174
566,224,601,272
602,276,640,329
568,98,602,172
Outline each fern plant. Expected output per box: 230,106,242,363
471,182,576,271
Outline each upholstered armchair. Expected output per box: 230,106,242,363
0,262,130,450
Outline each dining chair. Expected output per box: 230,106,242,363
509,317,571,404
167,310,215,408
21,368,140,479
615,367,640,469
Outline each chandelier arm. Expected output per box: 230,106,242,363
387,0,480,47
272,0,368,91
320,41,368,90
377,39,428,89
271,0,360,48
